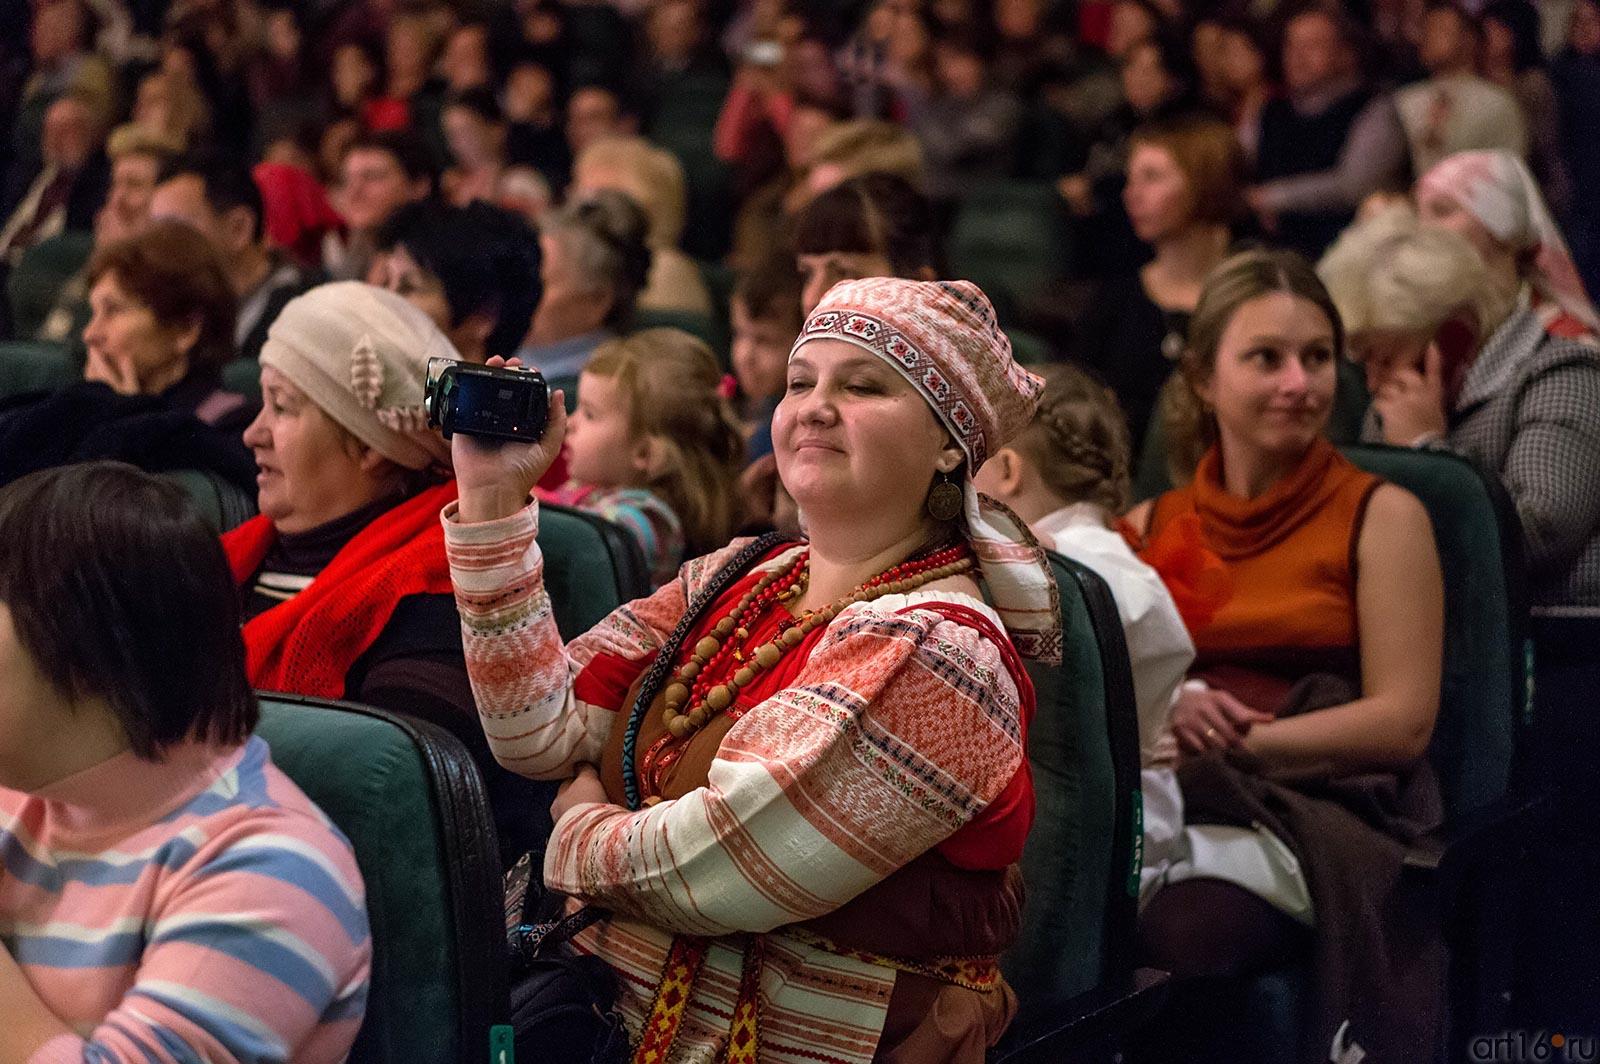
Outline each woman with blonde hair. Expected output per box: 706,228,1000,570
1319,203,1600,609
540,327,746,585
1129,247,1446,1062
571,135,714,315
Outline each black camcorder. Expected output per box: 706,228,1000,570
424,358,550,443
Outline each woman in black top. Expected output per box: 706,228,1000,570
0,221,256,490
1079,114,1246,448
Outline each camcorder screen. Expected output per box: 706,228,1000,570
426,358,549,442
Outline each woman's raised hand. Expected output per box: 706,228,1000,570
83,345,143,395
452,355,568,523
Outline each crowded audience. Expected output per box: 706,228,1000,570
2,0,1598,1059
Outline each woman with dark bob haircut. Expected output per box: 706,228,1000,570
0,462,371,1062
0,220,256,491
793,171,943,313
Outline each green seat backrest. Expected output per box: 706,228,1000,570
949,182,1072,323
1007,328,1051,366
221,358,263,403
1002,553,1142,1028
645,71,735,261
633,310,730,368
159,468,258,531
7,230,93,339
1132,360,1371,502
254,696,506,1064
538,502,653,639
0,339,77,399
544,373,579,414
1341,445,1526,817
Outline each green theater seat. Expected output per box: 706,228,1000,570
158,468,257,531
539,502,652,639
949,182,1073,325
994,553,1167,1062
6,230,93,340
0,339,77,399
255,695,508,1064
634,309,730,368
221,358,263,403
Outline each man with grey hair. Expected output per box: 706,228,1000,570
512,188,653,406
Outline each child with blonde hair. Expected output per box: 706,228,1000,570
542,327,746,585
973,362,1195,901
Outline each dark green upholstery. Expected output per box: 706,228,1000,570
696,258,736,372
221,358,263,403
255,695,507,1064
0,339,77,398
1341,445,1526,817
1001,552,1143,1040
1132,360,1372,502
1007,328,1051,366
545,373,579,414
159,468,257,531
634,308,730,367
538,502,652,639
1014,102,1075,180
644,71,735,260
949,183,1072,324
6,230,93,339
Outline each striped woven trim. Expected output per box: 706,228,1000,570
794,309,988,469
781,928,1003,992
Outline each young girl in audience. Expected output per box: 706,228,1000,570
539,327,745,585
972,363,1196,902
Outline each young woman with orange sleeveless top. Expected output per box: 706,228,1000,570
1125,249,1447,1064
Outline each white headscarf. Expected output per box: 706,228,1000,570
1418,150,1600,334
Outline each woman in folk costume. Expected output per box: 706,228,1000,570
444,277,1060,1063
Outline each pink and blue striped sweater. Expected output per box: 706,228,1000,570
0,736,371,1063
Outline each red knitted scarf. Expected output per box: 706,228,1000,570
221,481,459,698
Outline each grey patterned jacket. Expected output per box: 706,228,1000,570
1447,307,1600,611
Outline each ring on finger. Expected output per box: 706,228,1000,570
1204,726,1218,740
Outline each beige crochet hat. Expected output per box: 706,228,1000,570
259,282,454,470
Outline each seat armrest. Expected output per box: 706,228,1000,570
989,968,1171,1064
1403,792,1548,883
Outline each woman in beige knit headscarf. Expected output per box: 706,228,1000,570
221,282,548,856
222,282,558,861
